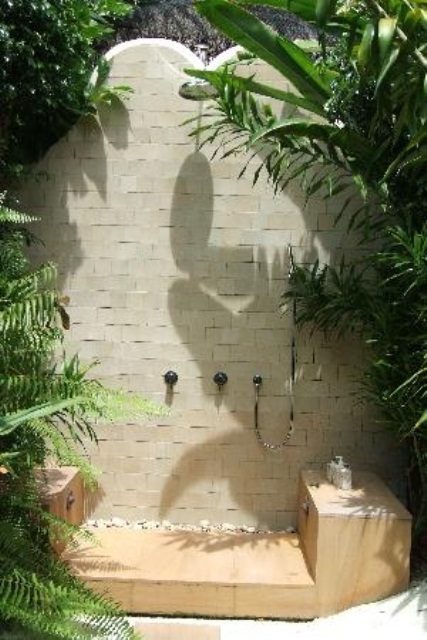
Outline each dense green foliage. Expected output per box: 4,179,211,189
0,197,161,637
0,404,138,640
192,0,427,544
0,0,131,179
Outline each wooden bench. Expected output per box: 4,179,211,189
298,469,412,615
40,466,412,618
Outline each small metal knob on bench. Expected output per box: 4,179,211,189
300,500,309,514
66,490,75,511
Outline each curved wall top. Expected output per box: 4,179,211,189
105,37,242,68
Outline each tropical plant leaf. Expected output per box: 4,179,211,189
195,0,335,105
358,21,376,68
376,47,400,92
316,0,336,28
0,399,83,436
186,67,325,115
378,17,397,64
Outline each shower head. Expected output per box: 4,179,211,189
179,42,218,101
179,78,218,101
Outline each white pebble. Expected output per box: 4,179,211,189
243,525,256,533
111,517,126,527
83,517,292,536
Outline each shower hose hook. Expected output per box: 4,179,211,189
253,374,263,389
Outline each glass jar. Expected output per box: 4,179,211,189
336,464,352,490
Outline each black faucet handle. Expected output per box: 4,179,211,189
213,372,228,387
164,370,178,387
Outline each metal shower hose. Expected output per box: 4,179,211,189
254,245,296,450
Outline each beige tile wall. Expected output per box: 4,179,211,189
20,39,404,528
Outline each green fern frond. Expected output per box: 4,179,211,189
0,193,153,636
0,291,57,331
0,479,137,639
0,568,137,639
32,419,99,486
84,383,168,424
0,192,39,226
0,207,39,226
0,262,57,302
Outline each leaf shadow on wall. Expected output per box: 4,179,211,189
23,117,108,295
162,150,302,528
26,99,130,304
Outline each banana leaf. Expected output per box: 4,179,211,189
186,67,325,115
248,117,376,164
195,0,335,106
